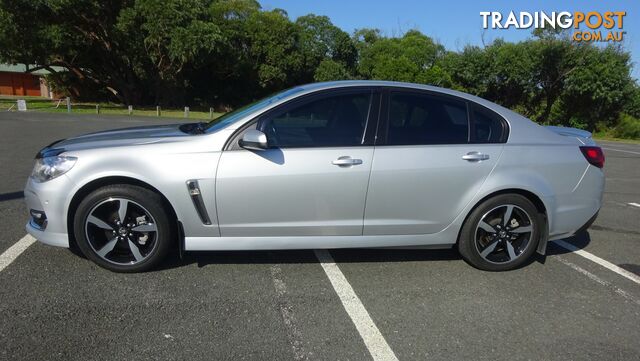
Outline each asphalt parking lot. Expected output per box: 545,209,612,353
1,111,639,361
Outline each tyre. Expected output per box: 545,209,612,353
458,194,542,271
73,184,174,272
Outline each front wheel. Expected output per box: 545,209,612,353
458,194,542,271
73,184,174,272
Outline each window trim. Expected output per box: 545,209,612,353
224,86,381,151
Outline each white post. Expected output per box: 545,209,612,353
66,97,71,113
128,105,133,115
16,99,27,111
96,104,100,114
209,107,214,120
184,106,189,118
156,106,161,117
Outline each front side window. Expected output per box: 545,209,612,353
261,92,372,148
205,86,306,133
386,92,469,145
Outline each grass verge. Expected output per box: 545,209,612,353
0,97,223,120
592,135,640,144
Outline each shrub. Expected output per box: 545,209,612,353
612,114,640,139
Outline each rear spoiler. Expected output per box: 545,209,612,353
544,126,596,145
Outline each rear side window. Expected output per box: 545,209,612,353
386,92,469,145
471,105,508,143
261,92,372,148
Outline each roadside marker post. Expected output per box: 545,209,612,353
16,99,27,112
128,105,133,115
156,106,161,117
185,106,189,118
66,97,71,113
96,104,100,114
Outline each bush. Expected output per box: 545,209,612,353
313,59,351,82
612,114,640,139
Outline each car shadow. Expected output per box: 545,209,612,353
157,247,463,271
253,148,285,165
157,230,638,276
68,230,602,272
0,191,24,202
542,230,640,276
531,230,592,265
163,231,598,271
159,233,587,271
545,230,592,256
162,232,591,272
619,264,640,276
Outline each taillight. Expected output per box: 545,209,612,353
579,146,605,168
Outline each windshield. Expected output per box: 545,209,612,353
205,86,306,133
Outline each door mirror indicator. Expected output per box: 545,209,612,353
239,129,268,151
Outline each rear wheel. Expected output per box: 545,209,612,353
458,194,542,271
73,184,173,272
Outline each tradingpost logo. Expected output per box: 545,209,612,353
480,11,626,42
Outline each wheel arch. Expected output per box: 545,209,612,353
457,188,550,255
66,176,180,249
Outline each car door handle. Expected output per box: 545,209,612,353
332,156,363,167
462,152,490,161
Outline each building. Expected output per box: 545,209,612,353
0,64,54,98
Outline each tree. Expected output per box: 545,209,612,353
356,30,445,83
527,35,579,124
558,45,634,129
296,15,357,80
0,0,140,104
0,0,222,105
624,85,640,118
442,33,634,131
352,28,382,53
132,0,221,105
244,9,304,93
441,45,492,95
314,59,351,81
0,0,636,135
202,0,262,106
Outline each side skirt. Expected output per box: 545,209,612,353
184,233,456,251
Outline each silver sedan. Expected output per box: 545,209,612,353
24,81,605,272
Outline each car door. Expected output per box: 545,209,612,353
216,88,380,237
363,89,507,235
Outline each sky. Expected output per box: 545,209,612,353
261,0,640,79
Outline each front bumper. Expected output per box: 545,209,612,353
24,175,73,248
25,221,69,247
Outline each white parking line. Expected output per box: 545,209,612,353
554,255,640,306
601,147,640,155
628,202,640,208
314,250,398,361
0,235,36,272
552,239,640,285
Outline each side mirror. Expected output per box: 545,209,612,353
239,129,268,151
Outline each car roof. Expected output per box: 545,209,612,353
297,80,497,108
293,80,530,122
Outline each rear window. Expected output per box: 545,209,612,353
386,92,469,145
471,105,508,143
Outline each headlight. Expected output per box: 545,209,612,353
31,156,77,183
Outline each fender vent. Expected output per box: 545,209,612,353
186,180,212,225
